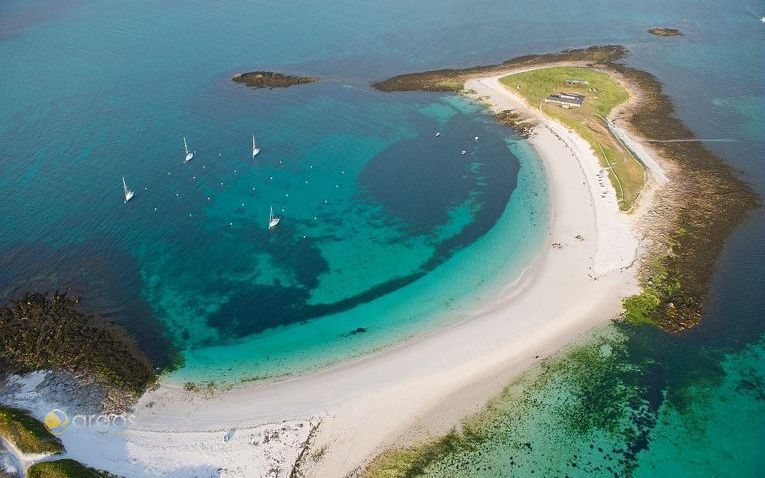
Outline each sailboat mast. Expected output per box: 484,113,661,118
122,176,127,193
184,137,189,154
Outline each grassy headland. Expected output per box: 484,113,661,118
372,45,759,332
0,406,63,455
500,66,643,210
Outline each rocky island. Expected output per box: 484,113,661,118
231,71,318,89
648,27,682,37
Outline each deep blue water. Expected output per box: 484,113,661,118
1,1,764,472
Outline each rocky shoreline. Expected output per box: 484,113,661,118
0,292,174,412
372,45,626,92
232,71,317,89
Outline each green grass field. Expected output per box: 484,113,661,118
500,66,645,211
27,459,114,478
0,406,64,455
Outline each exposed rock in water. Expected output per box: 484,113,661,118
494,109,537,139
232,71,317,89
0,292,165,409
648,27,682,37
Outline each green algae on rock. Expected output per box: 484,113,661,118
0,292,165,404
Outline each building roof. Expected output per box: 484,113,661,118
545,92,585,106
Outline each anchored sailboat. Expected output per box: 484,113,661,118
252,135,260,158
122,176,134,203
183,137,194,163
268,206,280,230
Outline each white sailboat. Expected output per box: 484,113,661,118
183,137,194,163
268,206,280,230
252,134,260,158
122,176,134,203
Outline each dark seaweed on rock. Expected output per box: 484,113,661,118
493,110,536,139
610,63,759,331
232,71,317,89
0,292,157,398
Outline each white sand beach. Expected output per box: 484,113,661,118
2,67,667,478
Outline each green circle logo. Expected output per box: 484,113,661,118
44,409,69,435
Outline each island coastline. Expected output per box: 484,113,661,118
0,46,758,478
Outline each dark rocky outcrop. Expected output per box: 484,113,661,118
232,71,317,89
0,292,167,407
648,27,682,37
493,110,536,139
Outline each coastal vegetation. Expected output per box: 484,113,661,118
363,312,765,477
232,71,317,89
364,45,760,477
362,331,652,477
0,406,63,455
0,292,160,403
648,27,682,37
608,61,759,331
27,459,115,478
0,407,118,477
500,66,643,210
622,228,685,327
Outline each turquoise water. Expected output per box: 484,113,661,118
412,326,765,478
1,0,764,474
0,0,552,379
